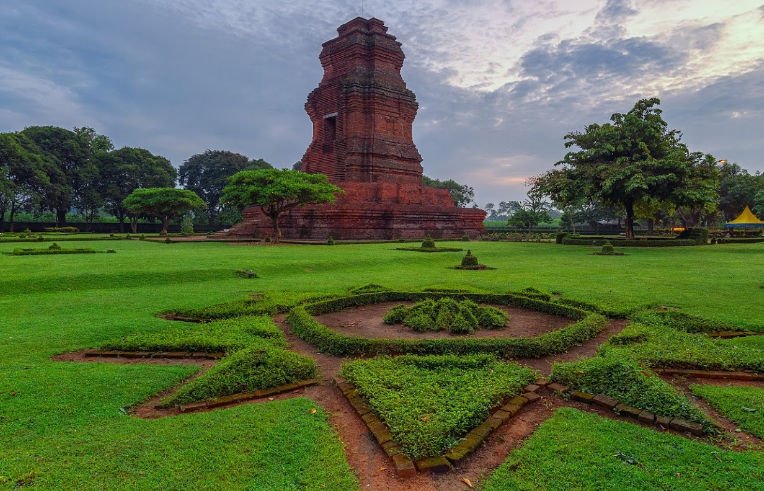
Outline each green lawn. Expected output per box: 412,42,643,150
1,239,762,488
484,408,764,490
691,384,764,439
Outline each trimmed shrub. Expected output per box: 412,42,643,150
555,232,569,244
551,353,709,426
48,243,62,251
384,297,506,334
180,215,194,235
11,247,96,256
288,291,607,358
601,241,614,254
629,309,740,333
461,250,479,267
165,345,317,406
562,237,697,247
341,355,536,458
350,283,391,294
421,235,436,248
678,227,708,245
43,226,79,233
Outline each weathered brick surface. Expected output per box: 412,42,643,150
638,411,656,424
415,456,452,473
614,404,642,419
592,394,619,409
393,453,416,478
656,415,672,428
524,384,540,393
224,18,485,240
522,392,541,402
669,418,704,435
571,391,594,403
547,383,569,394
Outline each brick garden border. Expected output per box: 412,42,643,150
653,368,764,381
175,378,320,413
83,350,225,360
335,378,542,477
546,382,706,435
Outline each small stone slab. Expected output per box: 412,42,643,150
336,380,353,394
368,420,393,445
656,415,671,428
638,411,656,424
535,378,549,387
669,418,704,435
486,415,505,430
393,453,416,478
493,409,512,423
522,392,541,402
508,395,529,407
501,403,523,416
571,391,594,403
592,394,619,409
547,383,569,394
415,456,452,473
614,404,642,419
382,440,402,457
524,384,540,393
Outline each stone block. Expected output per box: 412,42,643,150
382,440,402,457
669,418,704,435
501,403,522,416
508,395,529,407
444,443,471,462
592,394,619,409
571,391,595,403
368,420,393,444
493,409,512,423
614,404,642,419
393,453,416,478
415,456,452,473
522,392,541,402
524,384,540,393
547,383,569,394
656,415,671,428
638,411,656,424
486,415,504,430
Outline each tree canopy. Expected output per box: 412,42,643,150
179,150,272,226
222,168,342,241
532,98,719,238
123,188,205,235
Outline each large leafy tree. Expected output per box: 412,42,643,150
222,168,342,242
533,98,716,238
0,133,50,231
423,176,475,207
123,188,205,235
99,147,176,231
178,150,272,226
718,163,764,221
505,189,551,230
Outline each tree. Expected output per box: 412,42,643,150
505,189,551,230
222,168,342,242
99,147,176,231
754,190,764,218
123,188,205,235
718,163,764,220
178,150,272,226
423,176,475,207
533,98,714,239
0,132,50,231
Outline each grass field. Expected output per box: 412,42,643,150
1,239,762,488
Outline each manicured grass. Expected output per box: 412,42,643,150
341,354,535,459
1,239,762,488
484,408,764,490
691,384,764,438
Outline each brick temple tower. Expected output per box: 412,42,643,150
226,18,485,240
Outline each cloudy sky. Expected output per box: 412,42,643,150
2,0,763,205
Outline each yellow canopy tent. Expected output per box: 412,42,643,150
726,206,764,229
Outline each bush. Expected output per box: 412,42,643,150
11,247,96,256
383,297,507,334
48,243,61,251
551,353,708,426
629,309,739,333
106,249,117,254
421,235,436,248
43,226,79,233
165,345,317,406
350,283,391,294
180,215,194,235
341,355,536,458
562,237,697,247
555,232,569,244
678,227,708,245
461,250,479,267
327,235,335,245
235,269,258,279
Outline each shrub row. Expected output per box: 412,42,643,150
341,355,535,458
43,226,80,233
167,292,341,321
716,237,764,244
561,237,698,247
288,292,607,358
11,247,96,255
551,353,709,426
629,309,739,333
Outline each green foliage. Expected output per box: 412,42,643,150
123,188,205,235
180,215,194,235
629,309,739,333
102,316,286,353
691,384,764,438
11,247,96,255
551,353,708,425
289,291,607,357
48,242,61,250
166,344,317,406
562,236,698,247
555,231,569,244
484,408,764,490
677,227,708,244
604,322,764,373
234,269,257,279
44,226,79,233
601,241,615,254
383,297,507,334
349,283,391,294
421,235,436,248
341,354,536,458
461,249,479,267
222,168,341,241
178,150,272,226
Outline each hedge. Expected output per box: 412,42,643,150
629,309,741,333
11,247,97,255
287,291,608,358
562,237,698,247
716,237,764,244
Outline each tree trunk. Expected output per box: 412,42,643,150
56,208,66,227
624,202,635,239
9,202,16,232
647,218,654,234
0,206,4,232
161,216,169,236
130,217,138,234
270,213,281,243
118,213,125,233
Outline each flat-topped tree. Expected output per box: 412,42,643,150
222,169,341,242
123,188,205,235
